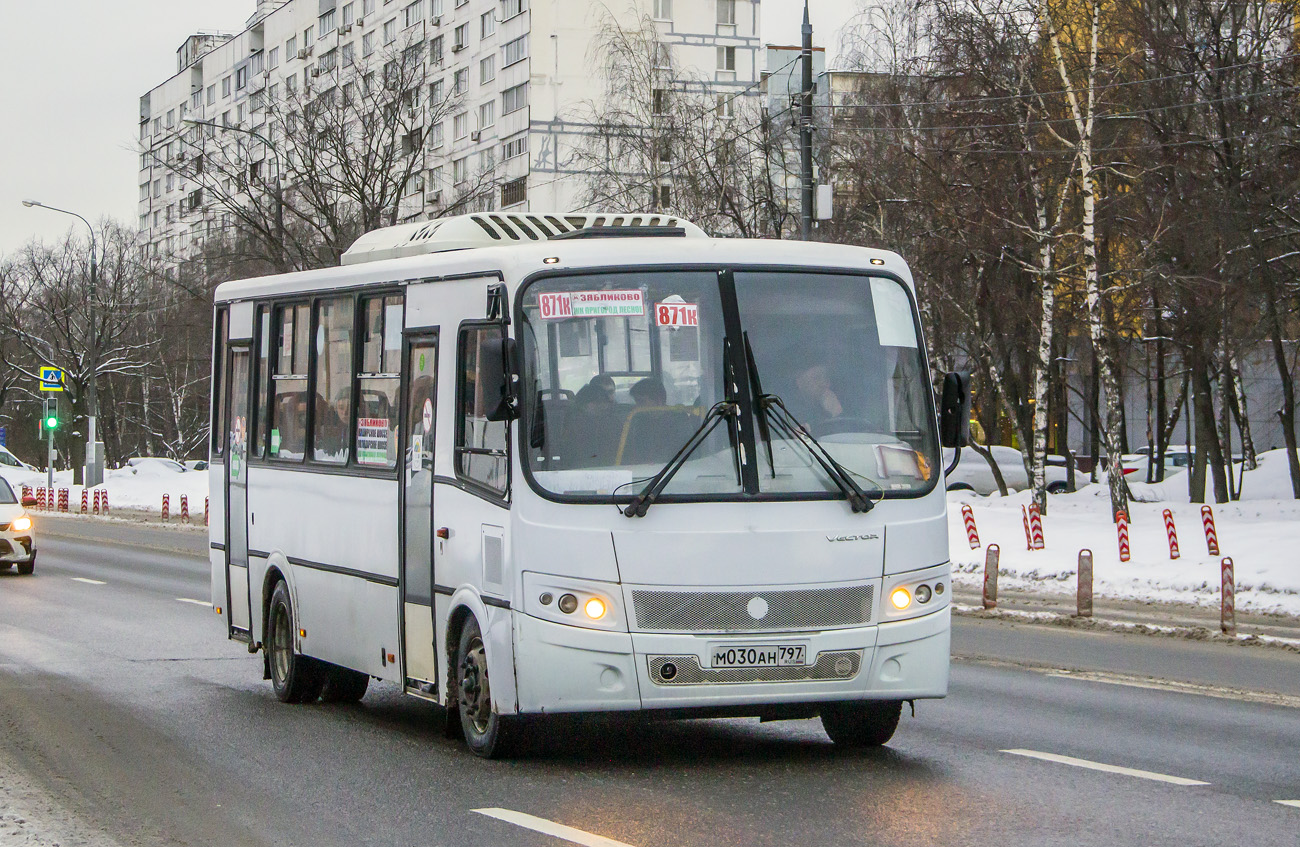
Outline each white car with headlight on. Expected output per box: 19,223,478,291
0,477,37,575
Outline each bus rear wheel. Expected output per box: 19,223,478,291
820,700,903,748
267,580,324,704
455,616,523,758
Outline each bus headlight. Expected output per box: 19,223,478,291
11,515,32,533
890,587,912,610
523,572,625,632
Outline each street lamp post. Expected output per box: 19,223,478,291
21,199,102,487
182,118,286,268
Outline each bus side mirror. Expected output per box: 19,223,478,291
22,496,37,508
481,336,519,422
939,371,971,448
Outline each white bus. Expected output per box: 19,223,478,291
208,213,970,757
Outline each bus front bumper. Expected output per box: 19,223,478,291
512,606,950,715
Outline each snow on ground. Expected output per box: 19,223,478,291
949,449,1300,617
0,464,209,513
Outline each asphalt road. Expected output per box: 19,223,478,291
1,521,1297,847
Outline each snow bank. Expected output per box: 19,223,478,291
0,465,209,513
950,451,1300,616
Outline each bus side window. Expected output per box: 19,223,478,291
211,308,228,458
455,323,509,495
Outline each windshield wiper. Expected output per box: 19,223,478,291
743,335,875,514
621,400,740,517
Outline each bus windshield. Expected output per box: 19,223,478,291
519,269,939,502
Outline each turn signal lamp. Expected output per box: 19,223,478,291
584,597,607,620
11,515,32,532
890,587,912,611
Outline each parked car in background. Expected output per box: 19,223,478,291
125,457,186,473
1121,447,1193,482
943,446,1073,495
184,459,208,471
0,476,38,575
0,446,37,473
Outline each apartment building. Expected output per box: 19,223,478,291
136,0,763,262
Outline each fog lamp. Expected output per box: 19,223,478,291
890,587,912,611
584,597,607,620
558,593,579,614
916,584,933,604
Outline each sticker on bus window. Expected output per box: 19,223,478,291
539,290,645,319
655,301,699,327
357,417,390,464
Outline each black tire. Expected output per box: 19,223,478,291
267,580,324,704
455,616,524,758
319,664,370,703
821,700,903,748
16,554,35,576
1047,481,1070,494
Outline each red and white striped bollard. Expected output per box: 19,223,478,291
36,488,46,510
1162,509,1180,559
58,488,68,513
81,489,88,514
982,544,1000,610
204,496,210,526
1076,549,1093,617
102,490,109,514
93,489,102,515
1201,505,1219,556
1221,557,1236,636
1116,510,1131,562
961,504,980,548
1022,505,1033,550
161,493,170,522
180,495,190,523
1028,502,1045,549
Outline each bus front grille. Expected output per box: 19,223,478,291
631,584,874,633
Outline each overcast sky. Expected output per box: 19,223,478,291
0,0,856,257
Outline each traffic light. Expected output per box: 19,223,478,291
41,398,60,433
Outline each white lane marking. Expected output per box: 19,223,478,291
176,598,212,607
1044,669,1300,710
474,808,638,847
70,577,107,585
1277,800,1300,809
1002,749,1210,786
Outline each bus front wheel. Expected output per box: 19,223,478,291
267,580,324,704
820,700,903,748
455,616,523,758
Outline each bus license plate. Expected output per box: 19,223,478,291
709,644,808,669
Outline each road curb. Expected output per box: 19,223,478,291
952,603,1300,654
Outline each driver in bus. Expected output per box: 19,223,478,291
793,362,843,420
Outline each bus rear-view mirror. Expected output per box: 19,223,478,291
939,371,971,449
481,337,519,422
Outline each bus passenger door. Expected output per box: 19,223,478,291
400,333,439,693
225,346,253,636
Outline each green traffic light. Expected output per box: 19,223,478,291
45,416,59,429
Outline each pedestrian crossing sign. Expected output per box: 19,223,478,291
40,367,64,392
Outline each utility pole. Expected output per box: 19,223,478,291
799,0,814,241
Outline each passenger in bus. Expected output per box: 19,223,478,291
630,377,668,407
573,374,616,411
315,393,348,458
